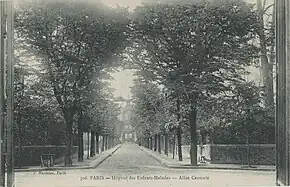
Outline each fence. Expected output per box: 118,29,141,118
168,144,275,165
171,145,211,159
15,145,79,167
209,144,275,165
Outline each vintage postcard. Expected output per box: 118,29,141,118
0,0,286,186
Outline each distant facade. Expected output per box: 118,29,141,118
119,101,137,142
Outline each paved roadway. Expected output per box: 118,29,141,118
15,143,276,187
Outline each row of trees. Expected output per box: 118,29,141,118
14,0,127,166
12,0,275,167
128,0,275,166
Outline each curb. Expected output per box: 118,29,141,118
15,144,122,172
137,145,172,168
138,146,275,172
165,164,276,171
90,144,121,169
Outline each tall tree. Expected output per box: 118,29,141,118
131,78,162,139
84,82,121,154
15,0,129,166
256,0,275,112
129,1,259,165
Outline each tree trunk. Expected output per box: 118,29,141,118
90,131,96,157
176,99,183,161
176,127,183,161
111,136,114,148
77,130,84,162
96,132,99,154
165,133,169,156
150,137,153,150
268,4,276,117
154,134,157,151
246,133,251,167
161,135,164,153
148,137,150,149
16,114,22,168
65,127,73,166
105,135,108,150
109,136,112,149
87,132,90,159
112,136,115,147
101,136,105,152
257,0,274,108
109,136,111,149
108,136,111,149
189,106,198,166
107,136,110,149
111,136,114,147
173,134,176,159
147,137,150,148
64,110,74,166
169,138,172,153
158,134,161,154
77,108,83,162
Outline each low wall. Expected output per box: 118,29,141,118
175,145,211,159
172,144,275,165
210,144,275,165
15,146,79,166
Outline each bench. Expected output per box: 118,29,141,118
40,154,55,167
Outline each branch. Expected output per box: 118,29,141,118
61,79,68,93
43,8,64,109
263,4,274,15
46,57,64,108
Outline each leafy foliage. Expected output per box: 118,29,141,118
14,0,129,165
197,81,275,144
15,0,129,118
129,1,259,102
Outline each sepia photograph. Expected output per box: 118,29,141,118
0,0,288,186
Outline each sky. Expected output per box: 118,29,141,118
103,0,141,100
110,69,135,100
101,0,142,9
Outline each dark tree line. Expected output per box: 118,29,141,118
13,0,275,167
